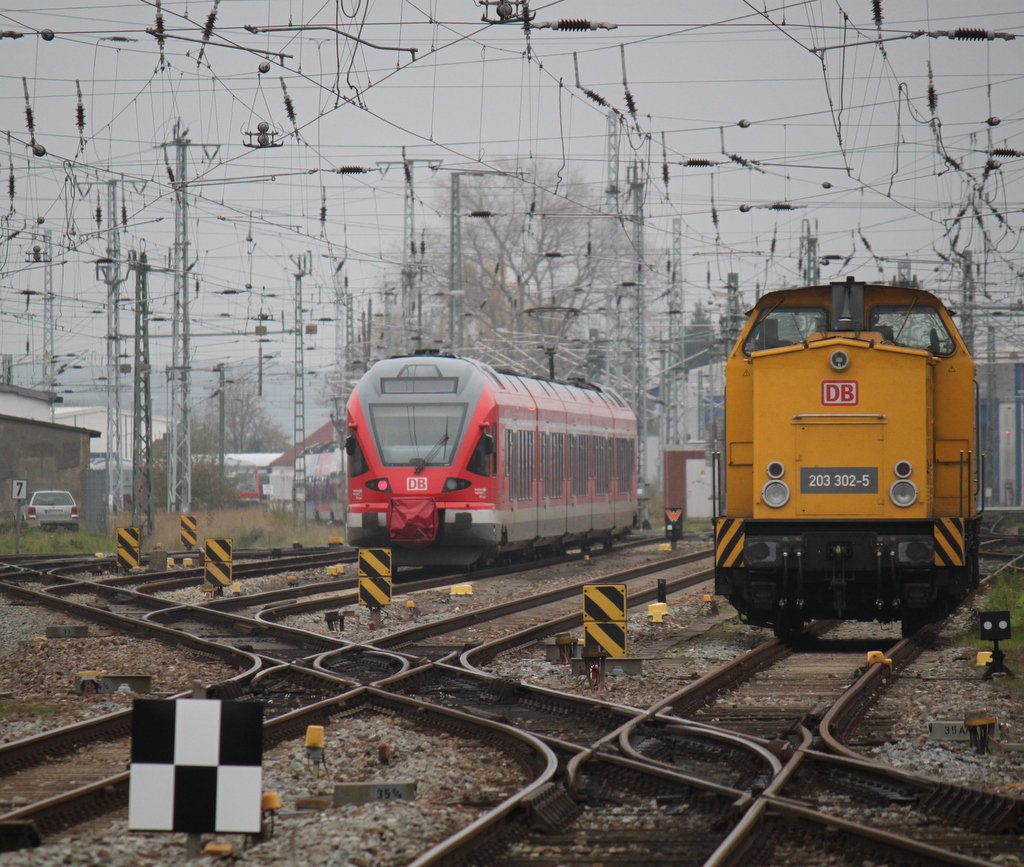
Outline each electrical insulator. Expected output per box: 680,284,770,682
739,204,752,212
334,166,369,174
822,181,833,189
259,61,271,73
32,245,41,261
258,133,270,146
554,20,592,31
32,143,45,157
987,116,1001,126
257,121,269,132
496,2,514,19
40,29,54,41
952,28,994,40
738,119,751,128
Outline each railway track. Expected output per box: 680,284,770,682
2,536,1020,865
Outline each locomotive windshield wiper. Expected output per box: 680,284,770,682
893,297,917,345
413,426,449,474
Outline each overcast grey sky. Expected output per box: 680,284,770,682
1,1,1022,425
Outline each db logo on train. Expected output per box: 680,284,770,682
407,477,429,491
822,380,858,405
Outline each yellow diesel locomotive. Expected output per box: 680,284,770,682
715,278,979,637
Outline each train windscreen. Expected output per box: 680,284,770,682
743,306,828,353
368,403,467,467
869,305,955,356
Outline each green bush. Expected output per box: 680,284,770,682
978,568,1024,649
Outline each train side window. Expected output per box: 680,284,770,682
869,305,955,356
743,306,828,354
345,435,369,477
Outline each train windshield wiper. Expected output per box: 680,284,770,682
413,426,449,474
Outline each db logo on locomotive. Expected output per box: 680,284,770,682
407,477,428,491
821,380,858,405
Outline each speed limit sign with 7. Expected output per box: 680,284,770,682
11,480,26,501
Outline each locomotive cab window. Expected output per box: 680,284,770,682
868,305,955,356
743,306,828,354
345,435,369,477
466,429,495,476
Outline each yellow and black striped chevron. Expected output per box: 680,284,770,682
934,518,965,567
715,518,745,569
116,526,141,570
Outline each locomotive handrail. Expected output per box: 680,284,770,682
791,413,886,419
959,449,964,516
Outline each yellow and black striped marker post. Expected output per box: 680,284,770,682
116,527,141,572
358,547,392,578
583,583,627,657
715,518,745,569
358,548,392,608
934,518,965,567
204,537,233,589
180,515,197,550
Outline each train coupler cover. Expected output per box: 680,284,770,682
388,497,439,548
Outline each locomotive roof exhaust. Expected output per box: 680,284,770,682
831,276,864,331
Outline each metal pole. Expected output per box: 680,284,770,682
292,253,311,526
629,160,650,528
167,119,192,512
42,230,54,393
103,179,124,514
130,251,154,538
961,250,975,355
217,364,226,477
449,173,463,352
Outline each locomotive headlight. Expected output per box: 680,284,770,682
443,478,472,492
894,460,912,478
829,349,850,371
766,461,785,479
761,480,790,508
889,479,918,508
365,478,392,493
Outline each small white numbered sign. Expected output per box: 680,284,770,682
11,479,27,501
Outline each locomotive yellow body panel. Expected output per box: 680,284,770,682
717,279,978,637
750,339,932,519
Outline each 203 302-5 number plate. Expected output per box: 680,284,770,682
800,467,878,493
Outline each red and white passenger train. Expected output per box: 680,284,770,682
345,353,638,566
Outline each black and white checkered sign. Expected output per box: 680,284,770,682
128,699,264,834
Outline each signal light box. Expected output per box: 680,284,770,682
979,611,1011,642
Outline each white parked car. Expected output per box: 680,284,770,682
21,490,80,531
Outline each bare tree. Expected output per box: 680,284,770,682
192,376,289,455
425,163,624,378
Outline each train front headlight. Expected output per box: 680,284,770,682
761,480,790,508
443,478,472,492
365,478,392,493
889,479,918,508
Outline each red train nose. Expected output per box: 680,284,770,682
388,498,439,548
